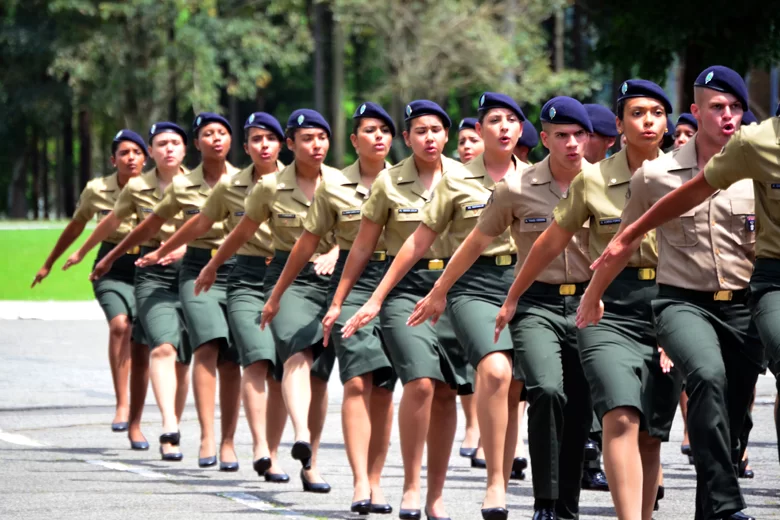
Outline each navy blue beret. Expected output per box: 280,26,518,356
287,108,331,138
617,79,673,115
458,118,478,132
676,113,698,131
112,129,149,157
584,104,618,137
517,121,539,149
477,92,526,122
193,112,232,136
540,96,593,133
353,102,396,137
694,66,749,112
742,110,758,125
404,100,451,129
244,112,284,141
148,122,187,146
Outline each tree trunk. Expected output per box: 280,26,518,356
168,24,178,122
330,14,346,168
554,9,565,73
78,109,92,189
63,103,76,217
42,131,50,219
312,1,327,115
8,126,28,219
352,34,365,102
31,127,40,219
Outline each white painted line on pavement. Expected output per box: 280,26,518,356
0,429,47,447
86,459,171,479
218,492,312,518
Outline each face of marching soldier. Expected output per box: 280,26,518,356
151,132,186,170
111,141,145,176
617,97,666,151
195,122,231,160
584,133,615,163
244,128,281,167
692,88,743,149
673,124,696,149
457,128,483,163
477,108,522,155
351,117,392,162
287,128,330,169
541,122,588,170
403,115,448,164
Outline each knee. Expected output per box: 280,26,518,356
404,378,436,403
432,383,457,410
344,375,370,398
109,316,131,339
194,344,219,364
477,353,513,392
151,343,176,361
603,407,640,437
689,364,727,393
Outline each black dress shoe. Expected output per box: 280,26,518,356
264,471,290,483
130,439,150,451
291,441,313,469
253,457,272,476
583,439,599,461
532,508,557,520
654,485,664,511
300,469,330,493
399,508,422,519
738,459,754,479
726,512,755,520
159,432,180,446
512,457,528,472
159,446,183,461
370,502,392,514
459,447,478,458
481,507,509,520
351,499,371,515
111,422,129,432
471,456,487,469
581,468,609,491
198,456,217,468
680,444,691,456
510,469,526,480
220,461,239,472
424,508,451,520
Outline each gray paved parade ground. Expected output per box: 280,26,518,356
1,319,778,519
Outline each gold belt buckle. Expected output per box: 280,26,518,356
211,248,218,258
428,259,445,270
371,251,387,262
127,246,140,255
559,284,576,296
495,254,512,266
714,290,733,301
638,268,656,281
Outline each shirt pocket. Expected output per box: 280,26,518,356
660,208,698,247
394,207,423,222
730,199,756,245
457,201,487,220
518,215,551,233
594,216,622,236
338,208,363,222
273,212,302,228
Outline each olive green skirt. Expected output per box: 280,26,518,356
92,241,137,322
179,246,239,364
264,251,335,382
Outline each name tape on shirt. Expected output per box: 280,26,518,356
524,217,547,224
465,204,486,211
140,207,153,213
397,208,419,214
235,211,245,217
599,218,622,226
277,213,296,219
342,209,361,216
185,209,200,215
100,209,111,215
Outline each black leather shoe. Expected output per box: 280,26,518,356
738,459,754,479
159,446,183,461
130,439,150,451
680,444,691,456
399,508,422,519
424,508,451,520
583,439,599,461
481,507,508,520
291,441,313,469
726,512,755,520
159,432,180,446
511,469,526,480
532,508,557,520
111,422,129,432
300,469,330,493
351,499,371,515
471,456,487,469
581,468,609,491
370,502,392,514
220,461,239,472
459,447,478,458
512,457,528,472
253,457,272,476
654,485,664,511
198,456,217,468
264,471,290,483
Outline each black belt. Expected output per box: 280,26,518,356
527,280,587,296
337,249,387,262
657,284,749,304
616,267,656,281
473,254,517,267
389,256,449,271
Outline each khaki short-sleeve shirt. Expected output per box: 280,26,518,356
421,153,523,256
361,155,460,259
704,117,780,259
113,167,188,247
152,162,240,250
303,160,387,251
623,138,755,291
73,172,137,244
554,147,658,267
478,156,592,283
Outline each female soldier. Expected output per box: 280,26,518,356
195,109,340,492
345,93,527,520
457,117,484,164
327,100,469,520
91,113,243,471
146,112,289,478
492,81,678,520
64,122,191,459
673,113,697,150
32,130,149,447
259,102,395,514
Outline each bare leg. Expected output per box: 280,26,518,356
174,361,190,424
460,394,480,451
505,381,523,483
127,340,149,442
243,361,271,460
281,350,314,444
342,374,373,502
149,344,180,455
192,342,219,459
398,378,436,512
425,382,457,518
303,375,329,483
266,375,288,474
218,360,241,463
601,407,643,520
515,400,528,459
638,432,662,520
680,390,690,449
108,315,132,424
368,386,394,505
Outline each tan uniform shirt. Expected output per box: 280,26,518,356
361,155,462,259
153,162,240,250
555,147,658,267
478,156,592,283
704,117,780,259
73,172,137,244
244,161,339,255
303,160,387,251
623,139,755,291
113,167,188,247
422,153,522,257
201,164,280,257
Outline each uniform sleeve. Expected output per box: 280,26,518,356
113,184,135,220
303,182,336,237
620,168,651,225
476,178,514,237
72,183,96,223
244,179,273,224
422,176,455,233
361,172,391,226
703,131,750,189
553,171,590,232
201,180,229,222
153,182,182,220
